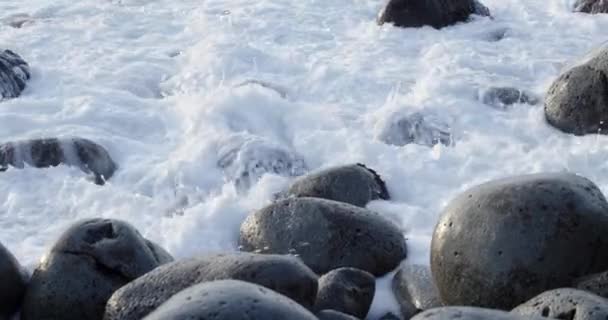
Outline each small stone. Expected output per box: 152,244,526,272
0,50,30,100
392,264,441,319
315,268,375,318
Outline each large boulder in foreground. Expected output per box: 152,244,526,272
104,253,318,320
431,173,608,309
392,264,441,319
282,164,389,207
0,137,117,185
314,267,375,318
239,197,407,276
0,242,26,319
0,50,30,100
411,306,544,320
575,0,608,13
512,288,608,320
544,45,608,135
21,218,173,320
377,0,490,29
143,280,318,320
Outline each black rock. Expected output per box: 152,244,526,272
574,271,608,298
431,173,608,309
217,136,307,191
104,253,318,320
318,309,361,320
379,112,452,147
392,264,441,319
378,313,402,320
142,280,318,320
282,164,389,207
575,0,608,13
240,197,406,276
512,288,608,320
481,87,538,109
0,242,26,319
0,137,117,185
411,306,545,320
315,268,375,318
377,0,490,29
21,218,173,320
0,50,29,100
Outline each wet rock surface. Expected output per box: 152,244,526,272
0,50,30,100
315,267,375,318
512,288,608,320
392,264,441,319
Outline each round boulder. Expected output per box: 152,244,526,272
411,307,545,320
480,87,538,109
392,264,441,319
21,218,173,320
377,0,490,29
0,242,26,318
0,137,117,185
0,50,29,100
282,164,389,207
142,280,318,320
315,268,375,318
239,197,406,276
104,253,318,320
575,0,608,13
574,271,608,298
431,173,608,309
512,288,608,320
318,309,361,320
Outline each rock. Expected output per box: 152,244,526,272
379,112,452,147
282,164,389,207
318,309,361,320
2,14,34,28
315,268,375,318
0,50,30,100
217,136,307,191
411,306,544,320
392,264,441,319
21,218,173,320
574,271,608,298
512,288,608,320
142,280,318,320
481,87,538,109
0,243,26,318
377,0,490,29
104,253,318,320
0,137,117,185
239,197,406,276
378,313,402,320
575,0,608,13
431,173,608,309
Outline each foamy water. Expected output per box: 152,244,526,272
2,0,608,317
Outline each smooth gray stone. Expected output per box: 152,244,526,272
0,243,26,319
481,87,538,109
0,137,117,185
142,280,318,320
239,197,406,276
21,218,173,320
0,50,29,100
431,173,608,309
392,264,441,319
512,288,608,320
315,268,375,318
282,164,389,207
412,306,545,320
377,0,490,29
104,253,318,320
318,309,361,320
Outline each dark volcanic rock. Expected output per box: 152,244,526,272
0,137,117,185
575,0,608,13
315,268,375,318
412,306,545,320
0,242,26,319
21,218,173,320
377,0,490,29
318,309,361,320
0,50,29,100
283,164,389,207
239,197,406,276
104,253,318,320
512,288,608,320
481,87,538,109
142,280,318,320
379,112,452,147
431,173,608,309
392,264,441,319
574,271,608,298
